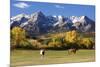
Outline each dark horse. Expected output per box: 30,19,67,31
68,48,78,54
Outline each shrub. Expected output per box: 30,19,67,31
17,39,33,49
79,37,94,49
41,39,51,45
48,41,62,48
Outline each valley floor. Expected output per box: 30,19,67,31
10,49,95,66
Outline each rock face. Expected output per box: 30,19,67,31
11,11,95,36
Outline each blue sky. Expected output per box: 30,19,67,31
10,0,95,20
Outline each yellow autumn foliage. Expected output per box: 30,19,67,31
65,30,78,43
11,27,27,48
80,38,94,48
48,41,62,47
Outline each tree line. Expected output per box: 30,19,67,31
11,27,95,50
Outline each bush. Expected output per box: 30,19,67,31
48,41,62,48
79,38,94,49
29,39,44,49
11,39,34,50
17,39,33,49
41,39,51,45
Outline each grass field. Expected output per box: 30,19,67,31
11,49,95,66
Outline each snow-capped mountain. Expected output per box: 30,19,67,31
11,11,95,36
71,16,95,32
11,13,30,28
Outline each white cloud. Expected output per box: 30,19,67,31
13,2,30,8
55,5,64,9
17,0,95,5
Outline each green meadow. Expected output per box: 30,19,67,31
11,49,95,66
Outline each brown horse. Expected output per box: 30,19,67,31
68,48,78,55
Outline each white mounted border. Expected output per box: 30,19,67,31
19,0,95,5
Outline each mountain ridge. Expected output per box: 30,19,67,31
11,11,95,36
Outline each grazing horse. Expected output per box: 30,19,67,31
68,48,78,55
40,49,45,59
